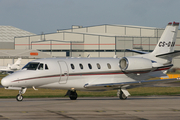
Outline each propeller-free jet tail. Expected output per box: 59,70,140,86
0,58,22,73
1,22,180,101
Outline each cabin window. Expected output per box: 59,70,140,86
97,63,101,69
45,64,49,70
22,62,40,70
88,63,92,69
107,63,111,69
71,64,75,69
38,63,44,70
79,64,83,69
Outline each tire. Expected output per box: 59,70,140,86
119,90,127,100
16,94,23,101
70,96,77,100
69,91,78,100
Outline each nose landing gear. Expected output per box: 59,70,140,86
16,88,27,102
16,94,23,101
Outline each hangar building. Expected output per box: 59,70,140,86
1,24,180,68
0,26,50,67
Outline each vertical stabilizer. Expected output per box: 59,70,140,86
151,22,179,56
10,58,22,70
14,58,22,65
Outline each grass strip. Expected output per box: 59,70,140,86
0,87,180,99
1,73,180,98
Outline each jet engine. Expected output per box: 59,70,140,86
8,64,20,70
119,57,153,72
10,66,20,70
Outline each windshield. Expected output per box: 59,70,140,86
22,62,40,70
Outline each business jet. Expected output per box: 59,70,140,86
0,58,22,74
1,22,180,101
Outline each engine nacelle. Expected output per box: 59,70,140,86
9,65,20,70
119,57,153,72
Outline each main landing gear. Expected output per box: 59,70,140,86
65,88,78,100
117,89,130,100
119,90,127,100
16,88,27,102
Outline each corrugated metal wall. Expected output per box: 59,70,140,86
13,24,180,67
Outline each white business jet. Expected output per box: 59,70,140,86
1,22,180,101
0,58,22,73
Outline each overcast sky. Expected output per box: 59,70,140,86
0,0,180,34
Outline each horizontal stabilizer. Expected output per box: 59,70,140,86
156,51,180,58
84,78,179,89
126,49,149,54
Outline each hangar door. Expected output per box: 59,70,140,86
58,61,69,84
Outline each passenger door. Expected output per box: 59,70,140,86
58,61,69,84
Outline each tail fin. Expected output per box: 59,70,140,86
151,22,179,56
10,58,22,70
14,58,22,65
7,64,11,70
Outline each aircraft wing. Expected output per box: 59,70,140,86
125,49,149,54
84,78,179,89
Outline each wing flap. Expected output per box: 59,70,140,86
84,78,179,89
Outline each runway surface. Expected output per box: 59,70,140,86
0,96,180,120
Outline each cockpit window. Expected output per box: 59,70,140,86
38,63,44,70
22,62,40,70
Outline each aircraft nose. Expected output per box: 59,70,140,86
1,77,10,87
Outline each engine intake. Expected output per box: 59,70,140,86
119,57,153,72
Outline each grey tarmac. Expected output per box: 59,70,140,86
0,96,180,120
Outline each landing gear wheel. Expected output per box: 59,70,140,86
65,90,78,100
69,91,78,100
119,90,127,100
16,94,23,101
